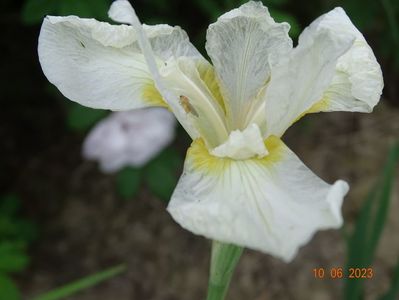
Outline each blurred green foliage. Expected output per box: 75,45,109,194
116,148,183,202
344,143,399,300
66,103,108,132
144,148,182,201
45,85,109,132
0,194,36,300
22,0,111,24
116,167,142,199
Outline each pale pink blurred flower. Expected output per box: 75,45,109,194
82,108,175,173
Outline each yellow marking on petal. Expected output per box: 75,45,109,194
196,61,226,113
259,135,285,166
188,136,284,175
307,97,330,113
292,97,330,125
188,138,231,174
142,81,168,108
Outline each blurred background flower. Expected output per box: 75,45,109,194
83,109,176,173
1,0,398,299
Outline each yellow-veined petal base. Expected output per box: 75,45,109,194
188,135,285,175
292,97,330,125
141,62,226,112
168,133,348,262
142,81,168,107
196,61,226,114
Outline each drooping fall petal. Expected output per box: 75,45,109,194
167,136,349,262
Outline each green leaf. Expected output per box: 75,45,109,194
269,9,301,38
144,148,182,202
86,0,110,20
145,163,176,201
344,143,399,300
58,0,95,17
380,257,399,300
0,215,36,242
13,219,37,243
0,273,20,300
261,0,289,6
67,103,108,132
58,0,110,20
21,0,58,25
0,242,29,273
0,195,20,217
32,264,126,300
192,0,223,21
116,167,142,199
0,216,16,237
341,0,379,30
381,0,399,48
367,146,399,260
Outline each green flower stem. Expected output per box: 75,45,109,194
206,240,244,300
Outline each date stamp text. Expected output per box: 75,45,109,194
312,267,373,279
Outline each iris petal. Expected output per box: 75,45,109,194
168,137,349,262
206,1,292,129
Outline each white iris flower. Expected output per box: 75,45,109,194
38,0,383,261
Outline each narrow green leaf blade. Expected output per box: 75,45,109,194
32,264,126,300
344,143,399,300
343,187,376,300
367,143,399,261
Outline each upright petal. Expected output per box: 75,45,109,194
159,57,229,148
38,16,201,111
167,137,349,262
205,1,292,129
263,21,355,137
109,0,202,60
107,0,206,141
300,7,383,114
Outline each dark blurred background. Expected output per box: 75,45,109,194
1,0,398,299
